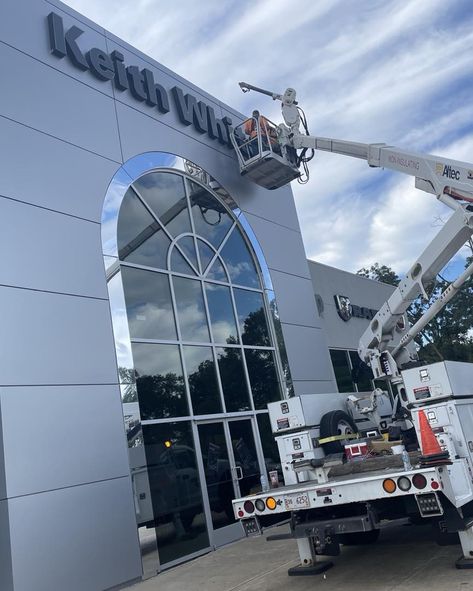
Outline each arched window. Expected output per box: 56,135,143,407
117,170,282,419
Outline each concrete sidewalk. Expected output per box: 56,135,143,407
127,523,472,591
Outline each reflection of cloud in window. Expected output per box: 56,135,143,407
209,320,238,344
176,303,210,342
133,344,182,378
128,302,176,340
108,274,134,371
224,261,254,285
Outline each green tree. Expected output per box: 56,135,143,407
357,261,473,363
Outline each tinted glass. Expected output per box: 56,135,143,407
330,349,355,393
257,413,281,482
220,227,259,288
216,348,251,412
133,172,191,238
173,277,210,342
198,423,235,530
118,188,157,258
121,267,176,340
176,235,198,271
197,239,216,274
206,257,228,282
143,422,209,565
170,247,196,275
183,346,222,415
205,283,239,344
189,181,233,248
245,349,281,409
228,420,260,496
132,343,189,419
233,289,270,346
349,350,374,392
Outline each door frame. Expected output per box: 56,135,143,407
193,415,265,549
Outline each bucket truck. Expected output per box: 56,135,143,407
230,83,473,574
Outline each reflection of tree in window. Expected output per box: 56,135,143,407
132,343,189,419
245,349,280,409
216,348,251,412
183,346,222,415
234,288,270,346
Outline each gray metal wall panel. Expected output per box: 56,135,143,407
270,271,321,328
0,43,121,161
243,213,312,279
309,261,395,350
281,323,336,384
0,500,13,591
293,380,338,396
8,478,142,591
0,0,112,96
1,385,129,498
0,401,6,501
0,287,118,385
105,38,224,141
0,115,119,223
115,100,235,178
0,197,107,298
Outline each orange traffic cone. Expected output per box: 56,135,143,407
418,409,450,466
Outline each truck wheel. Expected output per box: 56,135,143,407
338,530,380,545
319,410,358,455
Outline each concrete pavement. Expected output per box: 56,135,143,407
127,523,472,591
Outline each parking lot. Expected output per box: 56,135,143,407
128,522,472,591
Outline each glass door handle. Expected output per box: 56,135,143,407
234,466,243,480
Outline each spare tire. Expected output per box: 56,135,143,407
319,410,358,455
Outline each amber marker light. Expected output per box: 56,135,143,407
266,497,277,510
383,478,397,493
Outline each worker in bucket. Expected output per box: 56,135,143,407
244,110,280,156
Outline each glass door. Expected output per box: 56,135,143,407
197,417,263,548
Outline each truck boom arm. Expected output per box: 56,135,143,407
237,82,473,381
293,134,473,378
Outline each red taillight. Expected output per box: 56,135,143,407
238,510,244,518
431,481,440,490
243,500,255,513
412,474,427,490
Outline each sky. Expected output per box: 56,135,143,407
65,0,473,279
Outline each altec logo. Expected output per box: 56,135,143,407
47,12,233,147
436,162,460,180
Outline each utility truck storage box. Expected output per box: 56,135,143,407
268,394,347,434
402,361,473,405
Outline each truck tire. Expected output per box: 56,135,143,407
319,410,358,455
338,529,380,545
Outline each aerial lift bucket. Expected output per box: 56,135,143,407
230,115,300,190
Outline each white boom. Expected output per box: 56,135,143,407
234,83,473,386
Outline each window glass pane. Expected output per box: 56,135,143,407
206,257,228,282
245,349,281,409
176,236,198,270
197,239,216,274
233,289,270,346
133,172,192,239
118,188,157,259
205,283,239,344
133,343,188,419
349,350,373,392
216,348,251,412
228,420,260,496
143,422,209,565
330,349,355,393
189,181,233,248
121,267,176,340
170,247,196,275
220,227,259,288
198,423,235,530
122,222,171,270
183,346,222,415
173,277,210,342
257,414,282,483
